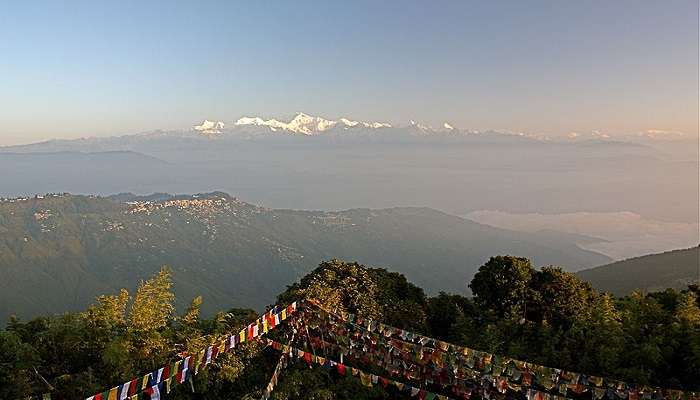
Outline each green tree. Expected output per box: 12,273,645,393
676,292,700,325
126,266,176,371
426,292,474,341
128,267,175,332
469,256,533,320
0,330,38,399
617,292,666,385
84,289,130,331
528,266,596,327
180,296,203,328
278,260,428,331
673,291,700,388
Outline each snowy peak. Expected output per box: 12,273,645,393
234,116,288,132
234,112,391,134
409,120,457,133
193,120,225,135
339,118,359,127
287,112,336,134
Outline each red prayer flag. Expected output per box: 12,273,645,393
128,379,138,396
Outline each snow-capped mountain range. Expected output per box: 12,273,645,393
1,113,694,228
0,112,691,157
192,112,484,136
188,112,531,141
193,120,226,135
191,112,644,142
184,112,503,144
189,112,692,143
189,112,564,143
193,113,395,136
232,113,392,135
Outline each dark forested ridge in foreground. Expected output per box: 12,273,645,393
2,258,699,400
577,246,700,296
0,192,610,321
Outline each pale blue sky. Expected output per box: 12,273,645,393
0,1,697,145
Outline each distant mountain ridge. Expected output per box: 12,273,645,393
1,112,648,153
1,113,696,224
577,246,700,295
2,113,695,157
0,192,610,321
231,112,392,135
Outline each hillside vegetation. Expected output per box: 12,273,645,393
578,246,700,295
0,193,609,321
2,258,698,399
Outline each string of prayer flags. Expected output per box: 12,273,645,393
300,314,557,396
56,298,700,400
260,343,292,400
84,302,297,400
265,339,453,400
295,325,541,400
303,299,700,400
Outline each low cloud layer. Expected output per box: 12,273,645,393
464,210,699,261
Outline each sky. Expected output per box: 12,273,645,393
0,1,698,145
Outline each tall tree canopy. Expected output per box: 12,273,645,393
2,257,699,399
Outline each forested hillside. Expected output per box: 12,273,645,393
0,193,610,321
578,246,700,295
2,258,698,399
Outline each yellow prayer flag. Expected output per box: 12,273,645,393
107,387,118,400
360,372,372,387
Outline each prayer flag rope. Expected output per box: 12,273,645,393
83,302,298,400
295,322,540,396
32,298,699,400
265,339,455,400
304,299,700,400
260,343,292,400
285,306,571,399
299,306,567,397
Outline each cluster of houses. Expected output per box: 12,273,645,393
125,197,246,216
124,197,257,242
0,193,69,203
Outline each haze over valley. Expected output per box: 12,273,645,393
2,113,697,265
2,2,700,398
0,192,611,321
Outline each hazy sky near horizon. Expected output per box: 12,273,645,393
1,1,698,145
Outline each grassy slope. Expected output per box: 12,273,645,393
577,246,700,296
0,194,610,321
